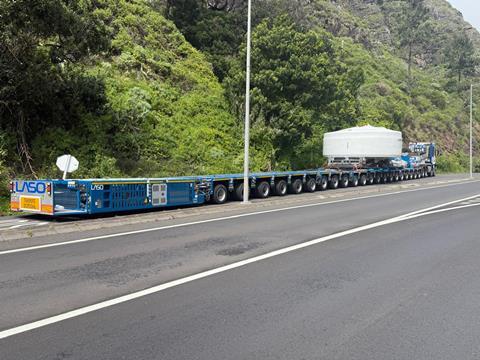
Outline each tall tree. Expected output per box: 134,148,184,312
396,0,430,80
0,0,108,175
445,32,478,82
225,16,364,169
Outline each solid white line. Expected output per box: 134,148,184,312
396,194,480,219
407,203,480,218
0,180,479,256
0,198,478,340
7,224,30,230
0,219,28,224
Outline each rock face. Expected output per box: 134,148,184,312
303,0,480,66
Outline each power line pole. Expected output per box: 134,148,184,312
243,0,252,204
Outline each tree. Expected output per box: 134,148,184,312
445,33,478,82
166,0,246,80
396,0,430,80
225,16,364,169
0,0,109,175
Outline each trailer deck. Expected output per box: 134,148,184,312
10,166,434,216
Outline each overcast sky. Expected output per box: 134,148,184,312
447,0,480,31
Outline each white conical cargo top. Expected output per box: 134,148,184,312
323,125,402,158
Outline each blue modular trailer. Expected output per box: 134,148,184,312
10,156,435,216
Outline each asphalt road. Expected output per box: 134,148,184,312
1,177,480,359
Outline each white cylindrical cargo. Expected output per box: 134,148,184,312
323,125,402,158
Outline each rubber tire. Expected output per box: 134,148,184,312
374,175,381,184
212,184,228,204
318,177,328,191
394,173,399,182
275,180,288,196
359,174,367,186
349,175,359,187
289,179,303,194
233,183,244,201
340,175,349,188
255,181,270,198
329,176,339,189
305,178,316,192
367,175,374,185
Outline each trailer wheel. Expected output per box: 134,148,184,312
367,175,374,185
212,184,228,204
305,178,316,192
234,183,244,201
329,175,339,189
340,175,349,188
349,175,359,187
359,174,367,186
255,181,270,198
374,174,381,184
289,179,303,194
394,173,399,182
274,180,288,196
318,176,328,191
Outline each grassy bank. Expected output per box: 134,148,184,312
0,196,11,216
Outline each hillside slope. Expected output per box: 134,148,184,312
168,0,480,170
0,0,242,180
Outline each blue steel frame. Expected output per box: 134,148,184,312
11,163,430,216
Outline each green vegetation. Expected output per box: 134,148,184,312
1,0,479,212
225,16,364,170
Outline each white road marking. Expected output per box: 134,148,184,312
0,180,479,256
0,220,33,230
0,199,478,340
7,224,30,229
395,194,480,219
0,219,28,224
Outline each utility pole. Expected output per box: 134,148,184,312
470,84,473,179
243,0,252,204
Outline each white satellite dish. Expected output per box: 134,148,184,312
56,154,79,180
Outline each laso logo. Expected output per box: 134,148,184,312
15,182,46,194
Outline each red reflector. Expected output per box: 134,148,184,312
46,183,52,195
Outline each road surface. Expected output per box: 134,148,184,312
1,176,480,359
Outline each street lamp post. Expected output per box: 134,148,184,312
243,0,252,204
470,84,474,179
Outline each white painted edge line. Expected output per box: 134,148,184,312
7,224,30,230
0,179,479,256
0,219,28,224
1,198,479,340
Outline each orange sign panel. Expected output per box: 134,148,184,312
20,196,41,211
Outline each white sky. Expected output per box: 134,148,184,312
447,0,480,31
